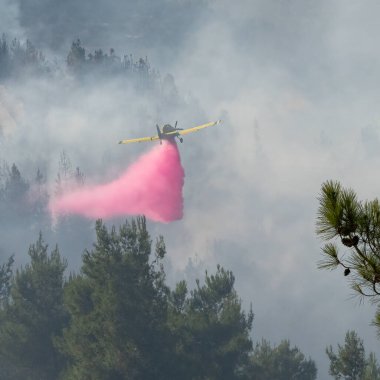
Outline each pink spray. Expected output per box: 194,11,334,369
50,141,184,222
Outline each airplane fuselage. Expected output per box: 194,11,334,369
157,124,183,143
162,124,176,134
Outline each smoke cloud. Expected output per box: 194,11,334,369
4,2,380,377
50,140,184,222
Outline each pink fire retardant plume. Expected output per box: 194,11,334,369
50,141,184,222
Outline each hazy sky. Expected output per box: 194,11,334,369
2,1,380,378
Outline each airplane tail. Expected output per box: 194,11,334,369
156,124,162,144
174,121,183,130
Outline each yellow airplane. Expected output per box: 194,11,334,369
118,120,221,145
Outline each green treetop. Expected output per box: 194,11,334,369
0,234,68,380
326,330,380,380
247,339,317,380
59,217,171,380
168,265,254,380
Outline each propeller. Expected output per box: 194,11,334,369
156,124,162,145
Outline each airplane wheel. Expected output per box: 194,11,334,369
180,138,183,143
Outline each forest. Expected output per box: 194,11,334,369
0,215,379,379
1,14,380,377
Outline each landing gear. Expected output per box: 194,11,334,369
179,137,183,143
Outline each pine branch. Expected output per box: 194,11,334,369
318,243,341,270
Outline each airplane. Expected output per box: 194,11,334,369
118,120,221,145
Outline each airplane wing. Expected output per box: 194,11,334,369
177,120,221,136
118,135,160,144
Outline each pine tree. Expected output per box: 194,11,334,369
326,330,366,380
364,352,380,380
55,150,73,196
248,339,317,380
67,39,86,69
3,163,29,203
168,265,254,380
0,34,11,78
31,168,49,218
0,234,68,379
0,163,30,220
60,217,171,379
74,166,85,187
0,255,13,309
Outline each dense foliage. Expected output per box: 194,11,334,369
248,339,317,380
0,235,67,379
0,35,48,79
0,35,160,91
2,210,380,378
0,218,261,379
